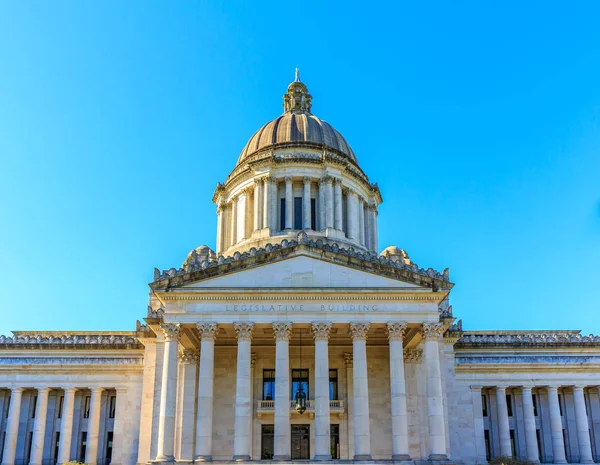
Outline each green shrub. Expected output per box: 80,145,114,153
489,457,536,465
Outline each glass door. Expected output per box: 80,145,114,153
291,424,310,459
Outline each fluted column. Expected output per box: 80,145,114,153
195,323,218,462
318,178,325,230
334,179,343,230
29,387,50,465
324,176,334,229
312,322,332,460
239,191,249,240
349,322,371,460
85,387,104,465
347,190,358,240
372,207,379,253
263,177,271,230
495,386,512,457
233,323,254,461
178,350,199,461
253,180,262,231
56,387,77,464
155,323,181,461
358,200,365,246
344,354,355,459
387,322,410,460
1,387,23,465
285,177,293,230
216,205,224,255
364,205,372,252
422,323,448,460
303,177,312,229
470,386,487,464
547,387,567,463
230,196,238,247
270,178,278,231
573,386,593,463
522,386,540,463
272,322,292,461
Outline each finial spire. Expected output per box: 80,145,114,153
283,70,312,113
295,67,300,82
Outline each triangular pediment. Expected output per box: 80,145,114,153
179,254,422,289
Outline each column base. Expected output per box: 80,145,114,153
272,455,291,461
232,456,250,462
152,457,175,463
194,456,212,462
354,454,373,460
428,454,449,461
392,454,412,461
313,455,332,461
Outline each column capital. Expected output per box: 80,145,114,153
404,348,423,363
496,386,507,393
470,385,484,392
421,322,445,341
349,322,370,342
90,387,104,394
343,352,353,367
62,387,78,394
311,322,332,341
251,352,257,367
272,322,292,341
303,176,312,184
386,322,408,341
35,387,51,394
10,386,24,394
115,387,128,394
196,322,218,341
547,385,560,392
319,175,333,185
160,322,181,341
254,178,262,186
230,194,239,203
521,385,535,392
234,322,254,341
573,385,586,392
284,176,293,183
179,349,200,364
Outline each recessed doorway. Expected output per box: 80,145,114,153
291,424,310,459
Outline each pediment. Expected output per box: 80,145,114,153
179,254,423,290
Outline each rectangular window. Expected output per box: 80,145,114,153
109,396,116,419
26,432,33,464
291,369,309,400
294,197,302,229
506,394,513,417
532,394,538,416
558,394,564,416
510,429,516,457
58,395,64,419
31,395,38,418
484,429,491,461
79,432,87,463
5,396,10,418
263,369,276,401
54,432,60,465
330,424,340,459
536,429,542,462
84,396,91,419
280,198,286,230
482,394,488,417
261,425,274,460
106,431,113,464
310,198,317,230
329,369,338,400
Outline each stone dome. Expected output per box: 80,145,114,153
237,69,356,166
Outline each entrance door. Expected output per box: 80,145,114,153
291,424,310,459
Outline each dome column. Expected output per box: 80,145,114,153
229,196,238,247
216,204,225,255
284,177,293,230
334,178,343,231
262,177,271,231
303,177,312,229
318,178,326,230
253,180,262,231
358,199,365,246
269,178,278,231
347,190,358,241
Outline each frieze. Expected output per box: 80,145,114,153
0,334,140,345
0,356,143,365
404,348,423,363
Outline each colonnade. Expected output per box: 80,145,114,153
472,385,597,464
216,176,379,255
0,386,125,465
153,321,448,462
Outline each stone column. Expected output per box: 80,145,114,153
358,200,365,246
1,387,23,465
318,178,325,230
263,177,271,230
195,323,218,462
270,178,278,231
233,323,255,461
155,323,181,462
470,386,487,464
285,177,293,230
250,353,257,459
364,205,372,252
253,180,262,231
324,176,334,229
216,205,224,255
230,196,238,247
238,192,248,240
495,387,512,457
272,322,292,461
347,191,358,241
334,179,343,230
387,322,410,460
422,323,448,460
372,207,379,253
573,386,593,463
178,350,199,461
522,386,540,463
85,387,104,465
303,177,312,229
349,322,371,460
29,387,50,465
344,354,355,460
547,386,567,463
56,387,77,465
312,322,332,460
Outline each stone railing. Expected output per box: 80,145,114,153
0,334,140,346
458,331,600,347
256,399,345,418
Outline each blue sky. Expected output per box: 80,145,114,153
0,1,599,335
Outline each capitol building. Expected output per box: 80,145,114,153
1,72,600,465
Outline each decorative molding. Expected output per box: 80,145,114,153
303,176,312,184
272,322,292,341
404,348,423,363
343,352,353,367
349,322,370,342
386,322,407,341
311,322,332,341
147,305,165,318
251,352,257,367
421,323,445,341
234,322,254,341
160,323,181,341
284,176,293,183
178,349,199,364
196,323,218,341
458,332,600,346
0,356,143,366
0,334,140,346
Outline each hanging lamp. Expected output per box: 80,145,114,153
295,328,307,414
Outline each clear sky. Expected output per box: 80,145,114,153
0,1,599,335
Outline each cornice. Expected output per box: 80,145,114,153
159,292,443,302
